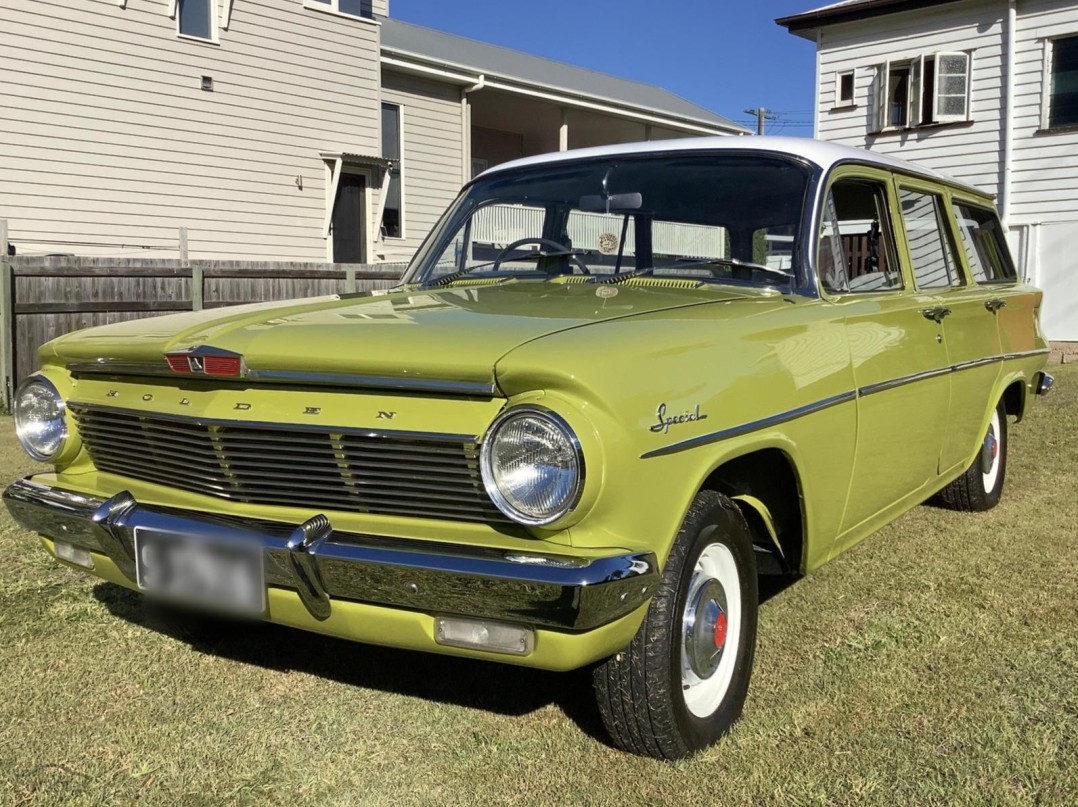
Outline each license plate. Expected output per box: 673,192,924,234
134,528,266,616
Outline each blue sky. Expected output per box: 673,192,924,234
392,1,820,135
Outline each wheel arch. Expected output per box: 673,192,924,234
1000,375,1028,423
698,447,806,575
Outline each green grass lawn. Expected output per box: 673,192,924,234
2,369,1076,806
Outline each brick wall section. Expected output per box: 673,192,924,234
1049,342,1078,364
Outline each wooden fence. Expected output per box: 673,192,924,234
0,249,406,407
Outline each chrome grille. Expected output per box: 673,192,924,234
70,404,507,523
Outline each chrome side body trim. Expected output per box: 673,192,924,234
857,366,953,397
3,478,657,631
640,391,856,459
642,349,1048,459
68,361,498,397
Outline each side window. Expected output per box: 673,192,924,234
818,179,901,293
898,189,962,289
953,203,1017,283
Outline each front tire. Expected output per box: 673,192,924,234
936,400,1008,512
592,490,758,760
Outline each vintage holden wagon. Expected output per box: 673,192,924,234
6,138,1053,759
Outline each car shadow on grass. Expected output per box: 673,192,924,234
92,582,610,742
92,572,802,747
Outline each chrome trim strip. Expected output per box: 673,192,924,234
68,361,498,397
640,390,856,459
1002,348,1051,361
952,356,1002,372
67,401,478,445
642,347,1050,458
3,478,657,631
857,366,952,397
245,369,498,397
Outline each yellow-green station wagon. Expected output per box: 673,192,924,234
6,137,1053,759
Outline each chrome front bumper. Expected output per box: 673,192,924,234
3,478,657,631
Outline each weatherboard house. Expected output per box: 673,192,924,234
779,0,1078,351
1,0,746,264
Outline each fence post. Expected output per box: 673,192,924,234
0,220,12,409
180,227,203,311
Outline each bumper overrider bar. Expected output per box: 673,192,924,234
3,478,657,631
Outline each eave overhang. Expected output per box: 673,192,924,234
379,48,751,137
776,0,965,40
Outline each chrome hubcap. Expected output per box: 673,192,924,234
680,542,741,718
683,579,728,679
981,410,1002,492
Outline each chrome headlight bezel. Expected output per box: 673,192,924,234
480,406,585,527
13,375,69,462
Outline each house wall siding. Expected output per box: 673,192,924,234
378,70,464,263
0,0,381,260
811,0,1078,340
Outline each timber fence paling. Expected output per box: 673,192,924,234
3,257,407,405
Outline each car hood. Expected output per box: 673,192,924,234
42,281,749,390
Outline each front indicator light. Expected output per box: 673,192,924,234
54,541,94,569
434,616,534,656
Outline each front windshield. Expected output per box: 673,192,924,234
404,153,812,289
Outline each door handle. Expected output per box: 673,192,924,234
985,298,1007,313
921,306,951,323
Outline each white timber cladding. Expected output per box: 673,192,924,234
810,0,1078,340
0,0,381,259
377,70,464,263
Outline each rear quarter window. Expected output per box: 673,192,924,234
953,203,1017,283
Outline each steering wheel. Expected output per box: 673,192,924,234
492,237,591,275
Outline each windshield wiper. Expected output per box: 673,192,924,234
420,249,589,289
675,257,793,281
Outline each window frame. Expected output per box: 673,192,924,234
302,0,378,23
1040,33,1078,131
894,181,966,291
834,70,856,108
949,197,1018,285
816,169,905,296
171,0,220,44
380,101,405,241
872,50,972,133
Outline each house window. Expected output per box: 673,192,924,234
304,0,374,20
1048,35,1078,129
836,70,855,106
874,53,970,131
177,0,216,41
381,102,403,239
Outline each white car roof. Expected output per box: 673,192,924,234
480,136,986,196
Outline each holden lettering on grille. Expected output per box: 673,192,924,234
69,404,507,524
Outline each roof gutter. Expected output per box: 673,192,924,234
380,51,748,136
776,0,965,40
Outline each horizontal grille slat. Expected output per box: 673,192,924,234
71,404,506,524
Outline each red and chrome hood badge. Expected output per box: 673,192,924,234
164,346,244,377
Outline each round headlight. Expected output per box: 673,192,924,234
480,407,584,526
13,377,68,462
